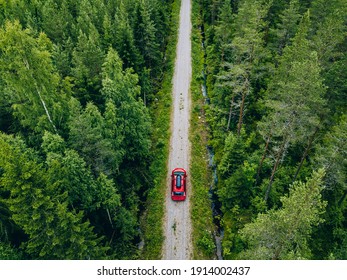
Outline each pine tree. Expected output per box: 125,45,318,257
43,132,97,211
314,115,347,200
41,0,73,43
309,115,347,259
239,169,327,259
311,0,347,115
213,0,272,134
258,13,326,201
214,0,234,64
0,242,22,260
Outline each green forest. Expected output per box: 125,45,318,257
0,0,346,260
200,0,346,259
0,0,174,259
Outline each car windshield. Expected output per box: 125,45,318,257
174,171,185,176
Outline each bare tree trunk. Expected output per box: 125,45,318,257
265,139,287,202
256,134,271,185
338,189,347,207
293,127,320,183
237,77,249,135
109,230,116,245
36,86,58,133
106,208,114,228
226,92,235,131
237,89,246,135
23,58,58,133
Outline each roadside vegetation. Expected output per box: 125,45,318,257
199,0,346,260
141,0,181,260
190,0,216,259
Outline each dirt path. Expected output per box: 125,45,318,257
162,0,192,260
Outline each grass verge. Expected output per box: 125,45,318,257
190,0,216,259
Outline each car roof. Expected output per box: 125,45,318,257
172,173,185,193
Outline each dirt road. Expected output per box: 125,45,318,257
162,0,192,260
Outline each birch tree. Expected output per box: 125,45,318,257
0,20,69,135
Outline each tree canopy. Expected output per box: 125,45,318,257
200,0,347,260
0,0,173,259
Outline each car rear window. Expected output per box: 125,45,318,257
173,192,184,196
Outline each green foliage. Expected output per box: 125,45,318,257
45,147,98,211
134,0,161,72
197,230,216,256
0,242,22,260
268,0,301,55
0,20,70,135
239,169,327,259
217,131,258,212
1,0,344,261
113,1,142,71
68,101,121,176
257,13,326,200
0,133,108,259
214,0,234,63
210,0,272,136
41,0,73,43
101,48,151,161
201,0,346,260
0,0,175,260
309,115,347,259
190,0,215,259
313,115,347,190
260,13,326,144
220,160,257,210
141,0,180,259
72,28,104,104
218,130,253,178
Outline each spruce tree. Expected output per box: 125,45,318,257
0,133,108,259
258,13,326,201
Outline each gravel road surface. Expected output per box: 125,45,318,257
162,0,192,260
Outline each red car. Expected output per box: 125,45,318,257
171,168,187,201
